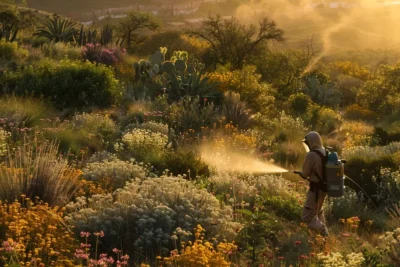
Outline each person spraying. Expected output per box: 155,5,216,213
293,131,344,237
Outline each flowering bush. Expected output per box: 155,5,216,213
83,157,148,190
122,128,168,163
163,225,237,267
0,129,9,156
0,199,77,266
377,228,400,265
128,121,169,136
82,43,124,66
65,176,241,261
317,252,365,266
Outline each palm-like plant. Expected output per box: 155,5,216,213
34,16,76,43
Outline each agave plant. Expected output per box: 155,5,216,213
34,16,76,43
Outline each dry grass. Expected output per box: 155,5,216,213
0,140,81,206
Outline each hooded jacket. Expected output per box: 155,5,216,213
301,132,326,183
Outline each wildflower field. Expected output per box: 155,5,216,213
0,1,400,266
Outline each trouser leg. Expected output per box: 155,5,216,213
302,190,328,234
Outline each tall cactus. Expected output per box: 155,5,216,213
304,75,342,106
100,25,113,45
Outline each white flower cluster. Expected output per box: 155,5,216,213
0,129,9,156
318,252,365,267
209,172,290,204
378,228,400,249
128,121,169,136
65,176,241,255
83,156,148,189
122,128,168,153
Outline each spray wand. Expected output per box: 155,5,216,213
292,170,310,181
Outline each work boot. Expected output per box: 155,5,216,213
321,227,329,237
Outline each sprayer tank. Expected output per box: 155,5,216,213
326,152,345,197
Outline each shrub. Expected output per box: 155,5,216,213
272,141,305,166
312,107,342,135
44,113,117,155
342,143,400,203
128,121,169,136
288,93,310,115
222,91,253,129
82,43,125,66
164,225,237,267
0,96,52,128
209,65,276,113
0,128,8,156
344,104,377,121
122,128,168,159
72,113,117,142
167,96,220,134
0,41,28,62
41,42,82,60
326,190,388,231
0,59,121,109
0,200,77,266
0,140,81,206
83,157,148,190
65,176,241,261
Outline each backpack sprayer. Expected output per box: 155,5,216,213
293,149,346,198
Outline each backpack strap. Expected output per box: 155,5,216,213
309,149,328,201
310,149,328,184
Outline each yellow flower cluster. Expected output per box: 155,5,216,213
163,225,237,267
339,216,361,232
0,199,76,266
76,179,107,198
330,61,371,81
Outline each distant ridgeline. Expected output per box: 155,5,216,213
25,0,223,19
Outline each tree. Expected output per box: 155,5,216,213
117,12,160,48
34,16,76,43
188,15,284,70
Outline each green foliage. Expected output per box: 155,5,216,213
263,195,301,222
344,104,377,121
40,42,82,60
167,96,220,134
162,60,220,103
288,93,310,116
236,207,282,266
311,107,342,135
0,59,121,109
34,16,77,43
44,112,117,154
327,190,387,230
357,63,400,117
0,40,27,62
342,143,400,204
212,65,276,113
